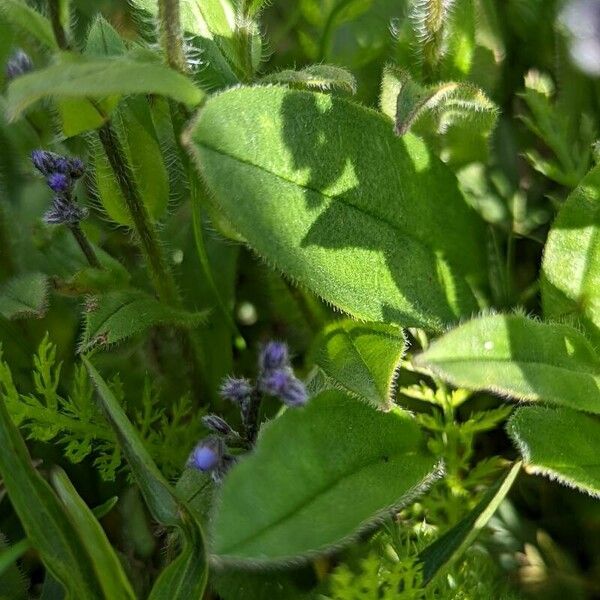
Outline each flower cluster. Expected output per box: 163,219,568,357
187,341,308,479
5,50,33,81
31,150,87,225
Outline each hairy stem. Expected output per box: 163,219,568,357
48,0,69,50
157,0,187,72
97,122,179,306
68,224,101,269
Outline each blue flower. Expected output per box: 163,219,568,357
259,367,308,407
47,172,70,194
259,341,289,372
187,437,224,472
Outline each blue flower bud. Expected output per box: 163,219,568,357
259,341,289,372
6,50,33,81
68,157,85,179
47,172,70,194
187,436,224,472
259,368,308,407
202,414,235,436
31,150,57,176
220,376,253,404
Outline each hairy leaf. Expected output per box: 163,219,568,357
508,406,600,498
419,461,521,585
309,320,406,409
212,390,441,563
0,272,48,320
261,65,357,94
416,314,600,414
186,86,487,331
0,0,57,49
6,54,204,120
80,290,207,352
0,394,102,598
541,164,600,346
51,468,136,599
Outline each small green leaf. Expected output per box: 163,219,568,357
84,14,126,57
416,314,600,414
6,54,204,121
83,358,208,598
186,86,487,331
80,289,207,352
0,273,49,320
508,406,600,498
91,496,119,519
0,0,57,49
0,395,102,598
212,390,441,564
309,320,406,409
541,164,600,347
418,461,521,585
261,65,357,94
51,468,136,600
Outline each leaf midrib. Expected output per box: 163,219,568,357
219,449,420,555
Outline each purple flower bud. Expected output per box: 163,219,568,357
187,437,224,472
220,376,253,404
259,368,308,407
47,172,70,193
259,341,289,372
68,157,85,179
6,50,33,81
31,150,58,176
202,414,235,436
44,197,88,225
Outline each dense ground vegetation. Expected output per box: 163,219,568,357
0,0,599,598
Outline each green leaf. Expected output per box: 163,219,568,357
93,96,170,225
6,54,204,121
85,14,126,57
416,314,600,414
185,86,487,331
309,320,406,409
0,0,57,49
261,65,357,94
51,468,136,600
418,461,521,585
83,358,208,598
80,289,207,352
541,164,600,347
212,390,441,564
0,273,48,320
0,394,103,598
508,406,600,498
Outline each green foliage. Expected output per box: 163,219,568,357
186,85,487,331
417,314,600,414
212,390,441,563
508,406,600,498
261,65,357,93
80,289,207,352
0,0,57,49
309,319,406,409
0,272,48,319
6,53,205,121
541,164,600,346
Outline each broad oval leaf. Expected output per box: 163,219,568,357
211,390,441,564
508,406,600,498
309,319,406,409
79,289,207,353
0,272,48,320
185,86,487,331
541,164,600,347
6,54,204,120
51,468,136,600
416,314,600,414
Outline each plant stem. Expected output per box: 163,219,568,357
68,224,101,269
97,122,179,306
157,0,187,73
242,389,262,445
48,0,69,50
